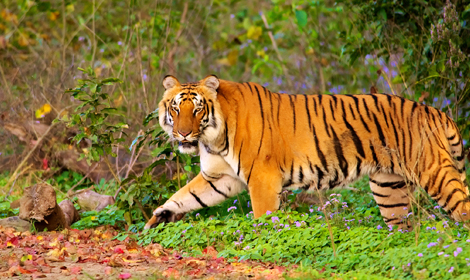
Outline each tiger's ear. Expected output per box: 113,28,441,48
162,75,181,90
201,75,220,91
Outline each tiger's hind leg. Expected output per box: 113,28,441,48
369,173,414,228
420,162,470,222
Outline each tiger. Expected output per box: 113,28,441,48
144,74,469,229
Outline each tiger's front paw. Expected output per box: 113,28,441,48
143,208,185,230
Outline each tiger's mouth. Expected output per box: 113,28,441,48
179,140,198,149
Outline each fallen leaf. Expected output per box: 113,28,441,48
104,266,113,275
114,247,125,254
203,246,218,258
70,266,82,275
118,272,132,279
109,254,125,267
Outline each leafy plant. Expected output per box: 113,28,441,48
72,205,126,230
58,67,127,168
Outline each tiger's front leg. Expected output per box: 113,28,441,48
247,165,283,219
144,173,246,229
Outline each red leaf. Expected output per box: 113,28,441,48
70,266,82,275
114,247,125,254
42,158,49,170
118,272,132,279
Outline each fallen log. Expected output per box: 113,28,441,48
18,183,80,231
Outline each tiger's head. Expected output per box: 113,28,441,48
159,75,223,154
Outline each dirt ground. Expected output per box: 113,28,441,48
0,225,296,280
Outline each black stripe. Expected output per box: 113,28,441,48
331,94,338,107
386,94,392,106
448,134,457,141
451,141,461,147
380,103,389,128
252,84,265,155
370,142,379,165
190,192,208,208
358,111,371,133
372,113,386,147
289,95,296,132
220,122,230,155
371,94,381,113
369,179,406,189
443,188,467,209
202,170,221,180
348,104,357,120
315,165,325,187
424,166,440,192
362,98,372,120
411,102,418,117
388,112,400,149
208,181,228,198
282,163,294,188
305,95,312,131
344,118,365,158
432,170,449,197
322,109,331,137
237,141,243,176
313,125,328,170
355,156,362,177
384,217,400,223
313,95,318,114
329,96,336,122
340,98,346,117
298,166,304,183
372,191,390,198
330,127,348,180
246,161,255,185
290,162,294,183
449,198,470,213
266,87,274,120
329,169,339,189
377,202,409,208
209,102,217,128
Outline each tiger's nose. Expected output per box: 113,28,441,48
179,130,191,137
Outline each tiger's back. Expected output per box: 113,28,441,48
144,76,468,229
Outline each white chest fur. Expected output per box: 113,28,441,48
199,142,238,180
